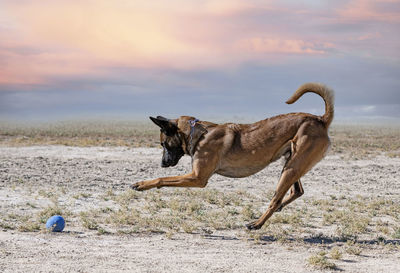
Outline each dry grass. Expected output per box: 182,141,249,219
314,194,400,241
329,124,400,158
3,185,399,249
0,120,159,147
329,247,342,260
17,220,41,232
5,202,70,232
307,251,337,270
345,241,362,255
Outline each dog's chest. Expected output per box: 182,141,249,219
215,163,269,178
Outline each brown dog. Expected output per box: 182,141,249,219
131,82,334,230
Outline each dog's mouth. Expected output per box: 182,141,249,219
161,161,178,168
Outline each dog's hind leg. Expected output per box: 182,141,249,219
275,140,304,212
246,122,330,230
275,180,304,212
245,163,301,230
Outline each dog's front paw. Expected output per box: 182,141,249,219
245,221,262,230
130,182,146,191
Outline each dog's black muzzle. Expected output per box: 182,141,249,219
161,147,184,168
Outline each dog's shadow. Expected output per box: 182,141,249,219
302,235,400,247
202,234,240,241
202,233,400,247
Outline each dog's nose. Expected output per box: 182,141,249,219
161,161,169,168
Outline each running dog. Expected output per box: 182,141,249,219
131,83,334,230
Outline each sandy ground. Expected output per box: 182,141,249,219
1,146,400,272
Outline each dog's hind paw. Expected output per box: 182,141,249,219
245,221,262,230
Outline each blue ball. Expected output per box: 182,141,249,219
46,215,65,232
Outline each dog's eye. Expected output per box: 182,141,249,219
161,142,170,149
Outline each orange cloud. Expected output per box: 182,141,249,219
0,1,195,85
7,2,193,64
1,0,263,85
0,1,350,86
204,0,256,16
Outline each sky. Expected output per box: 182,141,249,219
0,0,399,122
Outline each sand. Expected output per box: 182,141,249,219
1,146,399,272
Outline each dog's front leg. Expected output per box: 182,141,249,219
131,149,221,191
131,172,209,191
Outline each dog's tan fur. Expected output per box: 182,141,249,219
131,82,334,230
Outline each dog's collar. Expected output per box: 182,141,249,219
187,118,200,156
188,118,199,151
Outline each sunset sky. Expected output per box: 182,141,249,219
1,0,399,122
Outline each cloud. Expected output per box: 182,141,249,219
0,43,97,85
0,0,342,86
4,2,192,59
354,105,376,113
238,38,328,55
0,0,399,121
337,0,400,23
203,0,256,16
357,32,382,41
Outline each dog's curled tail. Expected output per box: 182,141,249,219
286,82,335,127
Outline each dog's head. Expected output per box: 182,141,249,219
149,116,207,168
150,116,185,168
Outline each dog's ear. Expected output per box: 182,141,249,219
149,116,178,136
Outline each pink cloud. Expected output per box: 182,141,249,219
337,0,400,22
0,38,104,85
239,38,327,55
357,32,382,41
